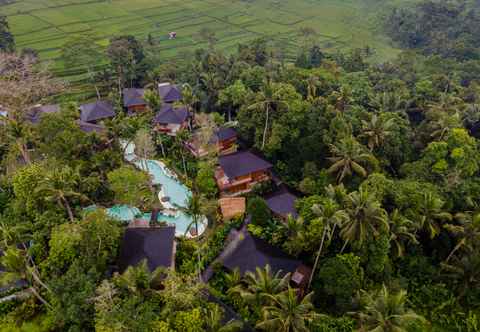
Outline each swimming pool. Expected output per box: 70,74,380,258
101,141,207,237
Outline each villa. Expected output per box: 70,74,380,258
265,188,299,221
158,82,182,103
77,120,106,134
27,104,60,123
123,88,147,112
186,127,238,157
153,104,190,136
212,228,311,293
215,151,272,196
79,100,115,124
118,226,176,272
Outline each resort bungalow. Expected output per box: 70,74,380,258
215,151,272,196
153,104,190,136
76,120,106,134
27,104,60,124
186,127,238,158
217,228,311,292
265,188,299,221
118,226,176,272
158,82,182,103
123,88,147,113
79,100,115,124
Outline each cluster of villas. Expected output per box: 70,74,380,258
119,83,312,299
1,82,311,315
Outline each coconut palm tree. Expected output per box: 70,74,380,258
248,79,289,149
441,252,480,300
327,136,377,183
340,189,389,250
203,305,244,332
282,215,306,257
389,210,419,258
228,265,290,308
416,193,452,239
351,285,426,332
444,211,480,263
306,75,319,102
360,114,396,151
182,83,199,119
35,166,87,222
256,288,319,332
0,246,52,308
370,92,407,114
307,198,349,289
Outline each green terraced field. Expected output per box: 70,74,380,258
2,0,415,84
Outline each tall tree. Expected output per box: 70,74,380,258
341,189,389,249
247,79,290,150
35,166,87,222
327,137,377,183
0,15,15,53
360,114,396,151
307,198,349,289
351,285,426,332
256,288,318,332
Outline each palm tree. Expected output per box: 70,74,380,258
307,199,349,289
256,288,319,332
248,79,289,149
327,136,377,183
6,119,32,165
306,75,319,102
340,189,389,250
351,285,426,332
360,114,396,151
370,92,407,114
228,265,290,308
203,305,244,332
182,83,199,119
416,193,452,239
441,252,480,300
389,210,419,258
0,246,52,308
282,215,306,257
35,166,87,222
444,211,480,263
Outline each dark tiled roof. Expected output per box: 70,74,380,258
123,88,146,108
28,104,60,123
118,227,175,272
158,83,182,103
153,104,189,125
265,190,298,218
219,151,272,179
80,100,115,123
222,229,302,276
212,127,237,143
77,120,106,134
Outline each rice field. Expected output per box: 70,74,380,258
2,0,412,85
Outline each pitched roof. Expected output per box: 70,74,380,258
28,104,60,123
158,83,182,103
118,226,176,272
222,229,302,276
265,189,298,219
123,88,146,108
211,127,237,143
79,100,115,122
153,104,189,125
77,120,106,134
219,151,272,179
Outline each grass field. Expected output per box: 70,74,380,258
2,0,416,86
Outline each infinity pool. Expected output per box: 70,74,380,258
100,141,206,237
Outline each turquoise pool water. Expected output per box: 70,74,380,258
97,141,206,237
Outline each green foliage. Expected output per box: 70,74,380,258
0,15,14,52
107,166,153,208
247,196,271,226
310,315,355,332
318,254,364,311
196,161,217,198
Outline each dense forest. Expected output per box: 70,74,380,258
1,0,480,331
